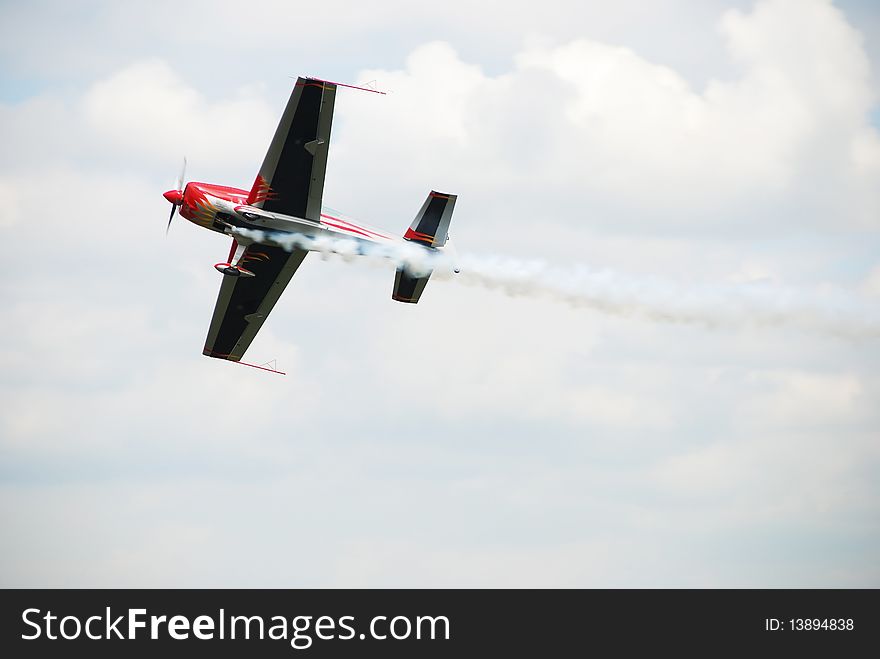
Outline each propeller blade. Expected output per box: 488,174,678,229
166,156,187,236
175,156,187,192
166,203,176,235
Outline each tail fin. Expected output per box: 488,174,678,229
403,191,456,248
392,190,457,304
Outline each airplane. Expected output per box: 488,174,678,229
162,76,457,371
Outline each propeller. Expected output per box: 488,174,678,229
163,157,187,235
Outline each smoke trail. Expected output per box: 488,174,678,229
451,255,880,338
232,228,880,338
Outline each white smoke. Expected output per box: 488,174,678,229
232,228,880,338
452,255,880,339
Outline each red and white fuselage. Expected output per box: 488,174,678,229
168,181,397,248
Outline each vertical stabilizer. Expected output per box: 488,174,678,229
392,191,457,304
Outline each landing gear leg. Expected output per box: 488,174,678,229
214,238,255,277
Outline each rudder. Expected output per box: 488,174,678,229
392,190,457,304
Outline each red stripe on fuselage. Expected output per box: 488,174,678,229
320,220,373,239
320,213,391,240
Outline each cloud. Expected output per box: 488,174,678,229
80,58,276,170
863,265,880,295
329,0,879,230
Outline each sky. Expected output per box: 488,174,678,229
0,0,878,587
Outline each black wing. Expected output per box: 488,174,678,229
247,77,337,221
203,244,308,361
203,78,338,362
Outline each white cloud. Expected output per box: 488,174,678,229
744,369,865,426
329,0,879,230
81,58,276,167
863,265,880,295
